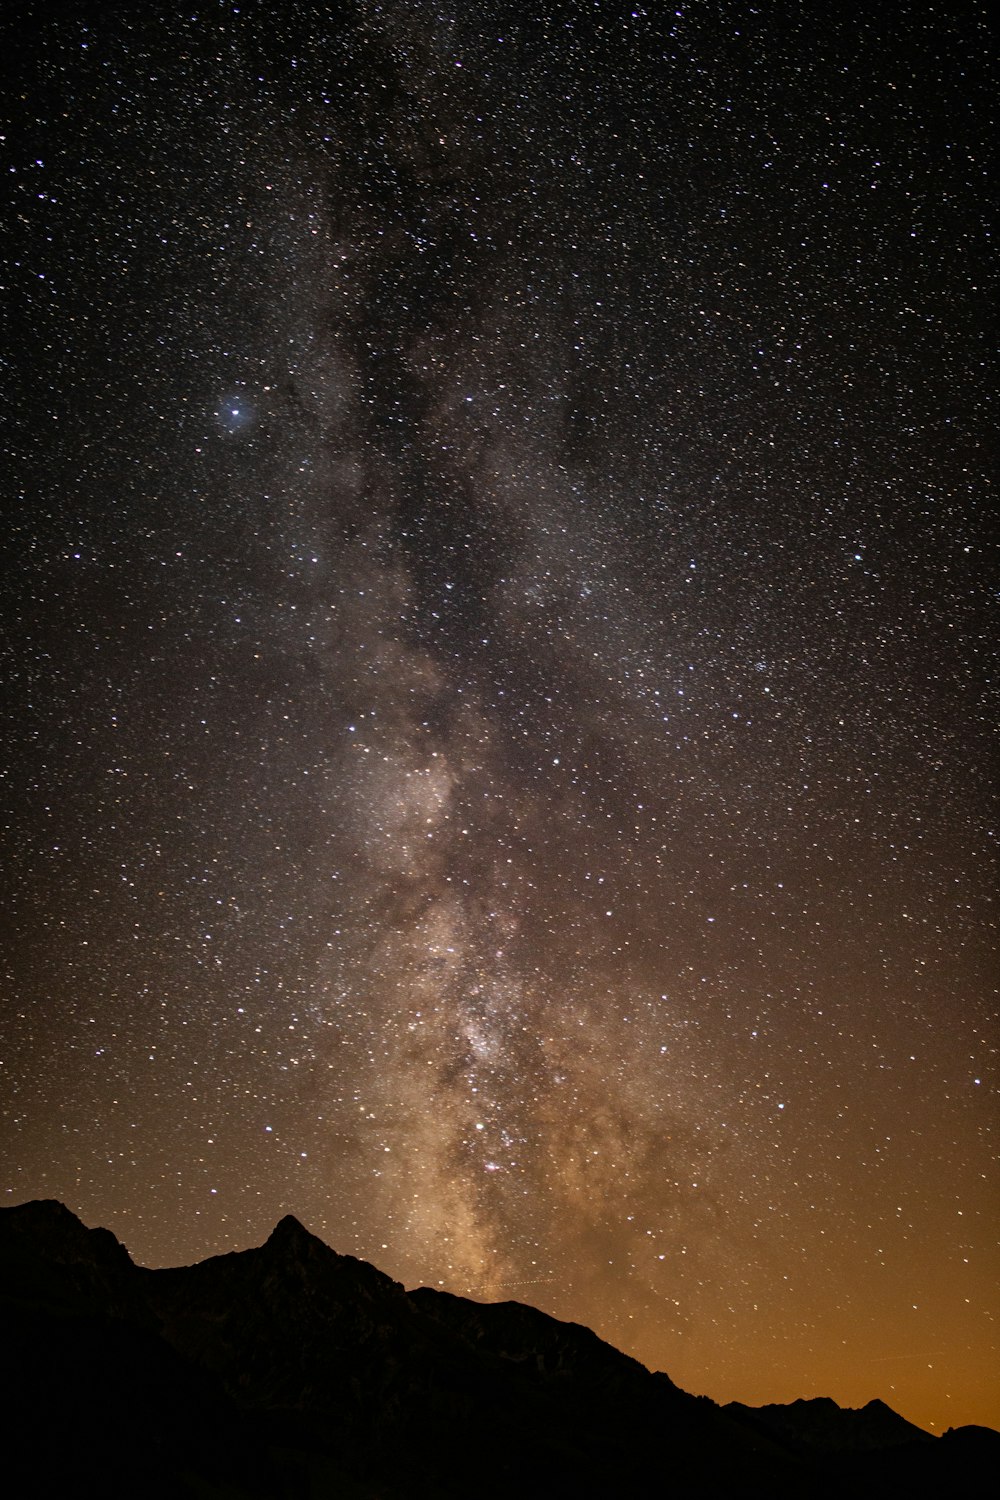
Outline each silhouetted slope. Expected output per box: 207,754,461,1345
408,1284,797,1493
140,1212,796,1496
1,1201,995,1499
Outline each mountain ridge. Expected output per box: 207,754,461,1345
2,1199,995,1498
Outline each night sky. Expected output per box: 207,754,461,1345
3,0,996,1435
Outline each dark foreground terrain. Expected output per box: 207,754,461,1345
1,1200,995,1497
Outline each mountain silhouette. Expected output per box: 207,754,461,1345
1,1200,995,1498
725,1393,934,1453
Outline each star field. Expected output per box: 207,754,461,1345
2,0,996,1434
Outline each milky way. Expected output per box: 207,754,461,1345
2,2,996,1432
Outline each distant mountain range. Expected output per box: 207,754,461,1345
1,1200,995,1497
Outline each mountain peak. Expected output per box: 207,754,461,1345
270,1212,310,1237
0,1197,133,1269
3,1197,87,1231
264,1213,323,1251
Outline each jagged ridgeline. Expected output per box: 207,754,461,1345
1,1201,996,1499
